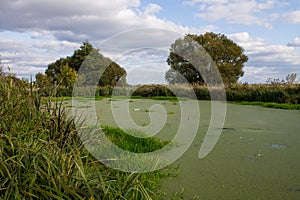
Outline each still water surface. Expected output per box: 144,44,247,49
70,99,300,199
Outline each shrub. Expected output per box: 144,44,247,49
132,84,175,97
38,83,300,104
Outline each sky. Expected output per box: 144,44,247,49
0,0,299,84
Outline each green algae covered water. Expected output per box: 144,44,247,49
160,102,300,199
70,98,300,199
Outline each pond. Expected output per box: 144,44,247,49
69,98,300,199
160,102,300,199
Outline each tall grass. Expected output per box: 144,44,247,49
0,75,172,199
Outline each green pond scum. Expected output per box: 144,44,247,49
68,98,300,199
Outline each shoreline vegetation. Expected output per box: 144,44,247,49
43,83,300,110
231,101,300,110
51,97,300,111
0,75,178,199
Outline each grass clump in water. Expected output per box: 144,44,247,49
102,126,169,153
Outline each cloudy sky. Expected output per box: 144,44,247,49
0,0,299,84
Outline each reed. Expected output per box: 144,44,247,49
0,75,171,199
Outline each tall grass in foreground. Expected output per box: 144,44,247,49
0,75,173,199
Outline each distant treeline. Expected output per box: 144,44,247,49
38,83,300,104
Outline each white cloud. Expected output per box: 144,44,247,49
143,4,162,15
183,0,229,6
0,0,206,81
283,10,300,23
0,37,80,78
228,32,300,83
288,37,300,47
184,0,276,28
239,66,278,83
114,46,170,85
0,0,193,42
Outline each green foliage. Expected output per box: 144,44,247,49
98,62,127,87
38,86,133,97
0,76,171,199
38,86,73,97
165,37,207,85
233,101,300,110
192,84,300,104
225,84,296,103
69,41,95,72
132,84,176,97
35,73,51,88
87,84,300,106
165,32,248,85
57,64,77,88
45,41,93,83
97,86,113,96
45,41,127,87
151,96,179,101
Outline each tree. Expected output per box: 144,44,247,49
45,41,127,87
57,64,77,88
68,41,94,72
98,62,127,86
45,57,69,84
73,48,127,87
165,32,248,85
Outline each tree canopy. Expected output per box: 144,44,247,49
42,41,127,87
165,32,248,85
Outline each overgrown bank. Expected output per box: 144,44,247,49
39,83,300,105
0,75,173,199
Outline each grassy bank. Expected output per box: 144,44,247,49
0,75,174,199
232,101,300,110
39,83,300,105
